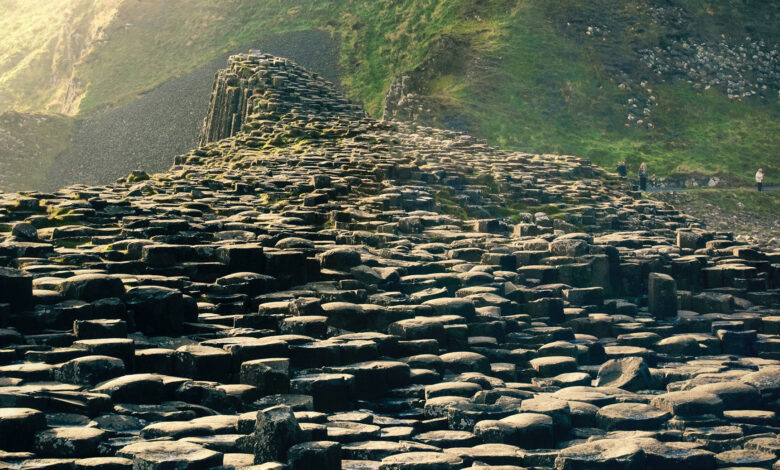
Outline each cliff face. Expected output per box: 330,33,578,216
198,61,254,146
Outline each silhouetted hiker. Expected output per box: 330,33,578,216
756,168,764,192
638,162,648,191
616,161,627,178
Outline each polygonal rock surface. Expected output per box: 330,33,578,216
554,439,646,470
33,427,106,458
117,440,223,469
0,50,778,469
596,403,670,430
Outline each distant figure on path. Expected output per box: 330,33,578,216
616,161,627,178
638,162,648,191
756,168,764,192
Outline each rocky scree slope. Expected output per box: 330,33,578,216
0,53,778,469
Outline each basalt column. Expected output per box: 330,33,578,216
199,64,256,145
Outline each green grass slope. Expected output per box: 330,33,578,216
0,112,74,190
0,0,777,184
459,1,779,184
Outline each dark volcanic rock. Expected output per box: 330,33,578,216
0,408,47,451
0,51,778,469
254,405,301,464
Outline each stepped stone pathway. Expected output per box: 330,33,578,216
0,52,779,469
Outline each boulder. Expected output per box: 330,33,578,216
594,357,656,391
254,405,301,464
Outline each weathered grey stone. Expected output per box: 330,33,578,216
474,413,554,449
554,439,646,470
58,274,126,302
55,355,125,386
595,357,656,391
596,403,670,430
241,358,290,395
648,272,677,319
125,286,196,334
92,373,165,404
118,440,223,469
379,451,463,470
287,440,341,470
0,408,47,451
33,427,106,458
254,405,301,464
0,268,33,312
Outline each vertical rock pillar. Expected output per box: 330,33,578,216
648,272,678,319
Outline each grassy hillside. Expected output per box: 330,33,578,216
1,0,462,115
460,1,779,184
0,112,74,190
0,0,124,113
0,0,777,185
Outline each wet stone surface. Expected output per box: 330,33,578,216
0,52,779,469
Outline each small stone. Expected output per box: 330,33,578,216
74,457,134,469
714,448,775,468
474,413,554,449
55,355,125,386
650,390,724,417
92,373,165,404
11,222,38,241
241,358,290,396
530,356,577,377
58,274,126,302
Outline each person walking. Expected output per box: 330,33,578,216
638,162,648,191
616,161,627,178
756,168,764,192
